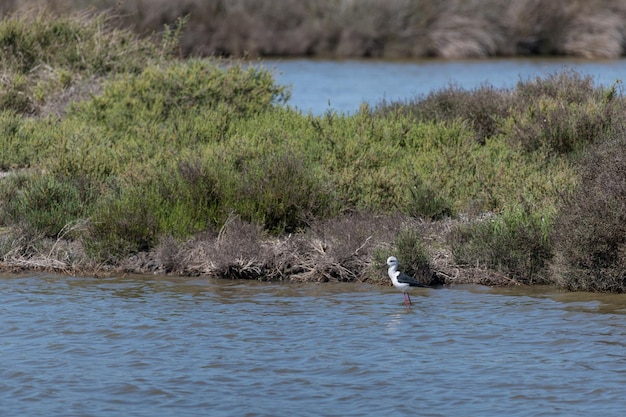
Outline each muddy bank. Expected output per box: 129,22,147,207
0,213,523,287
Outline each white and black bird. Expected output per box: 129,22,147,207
386,256,425,308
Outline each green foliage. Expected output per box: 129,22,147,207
0,10,166,75
371,226,434,285
70,60,290,128
83,155,224,260
392,229,433,284
0,173,90,238
86,185,161,261
3,9,626,291
0,10,173,115
407,177,453,220
449,207,553,284
157,158,223,236
230,146,337,233
508,72,625,154
0,111,28,168
377,84,512,143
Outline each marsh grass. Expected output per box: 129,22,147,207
1,11,626,291
448,207,553,284
0,9,172,115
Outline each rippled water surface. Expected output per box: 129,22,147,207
2,274,626,416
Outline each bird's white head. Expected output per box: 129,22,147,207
386,256,399,268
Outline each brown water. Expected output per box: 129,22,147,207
2,273,626,416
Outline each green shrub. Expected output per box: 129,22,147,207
0,11,618,289
0,111,27,168
0,10,172,115
407,176,453,220
0,10,168,74
449,207,553,284
509,72,625,154
390,228,435,285
84,153,225,260
229,145,337,233
155,157,223,237
70,60,290,128
0,174,89,237
377,84,512,143
550,134,626,292
85,185,161,261
0,73,34,114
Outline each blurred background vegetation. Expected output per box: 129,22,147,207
2,0,626,59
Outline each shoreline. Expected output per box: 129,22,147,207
0,216,524,287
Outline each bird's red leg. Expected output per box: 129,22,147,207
407,293,412,306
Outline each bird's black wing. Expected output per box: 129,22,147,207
397,272,427,287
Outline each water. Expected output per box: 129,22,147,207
266,58,626,114
2,273,626,417
4,58,626,416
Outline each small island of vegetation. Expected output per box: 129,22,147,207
0,9,625,292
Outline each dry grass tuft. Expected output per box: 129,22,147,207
0,222,90,274
152,212,404,282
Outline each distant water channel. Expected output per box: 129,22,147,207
265,58,626,115
2,274,626,416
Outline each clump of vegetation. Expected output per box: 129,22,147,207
0,173,90,238
391,228,437,286
377,84,513,144
1,10,626,292
448,207,553,285
509,71,624,154
550,135,626,292
0,9,173,116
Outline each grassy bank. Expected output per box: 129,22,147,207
3,0,626,59
1,11,625,291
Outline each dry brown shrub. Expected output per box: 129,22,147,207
152,212,417,283
550,133,626,292
155,217,275,279
287,212,405,282
0,224,91,274
503,0,574,55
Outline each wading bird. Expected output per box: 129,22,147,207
386,256,425,309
